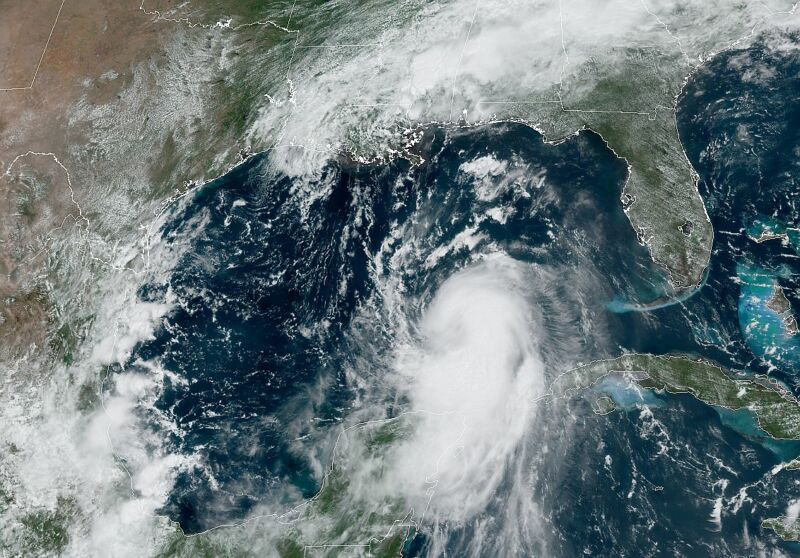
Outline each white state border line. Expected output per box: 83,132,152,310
0,0,67,92
5,0,800,553
138,0,293,33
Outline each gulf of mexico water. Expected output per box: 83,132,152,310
113,33,800,556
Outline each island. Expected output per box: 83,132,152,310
552,352,800,543
766,285,799,336
551,353,800,440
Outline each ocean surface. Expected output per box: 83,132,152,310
118,35,800,555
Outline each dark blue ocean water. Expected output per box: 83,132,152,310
541,33,800,556
546,32,800,556
132,123,663,534
677,36,800,381
119,33,800,556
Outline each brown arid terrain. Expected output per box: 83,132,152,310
3,1,800,555
1,0,159,359
0,4,288,547
0,0,282,361
7,0,788,370
0,0,65,90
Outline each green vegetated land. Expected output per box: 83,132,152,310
555,352,800,541
157,416,417,557
144,0,713,292
555,353,800,440
762,516,800,543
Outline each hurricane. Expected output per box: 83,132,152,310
3,3,800,556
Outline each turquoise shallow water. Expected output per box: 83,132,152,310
737,261,800,371
746,214,800,251
131,123,661,535
114,34,800,556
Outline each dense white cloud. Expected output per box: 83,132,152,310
254,0,797,173
391,254,545,519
